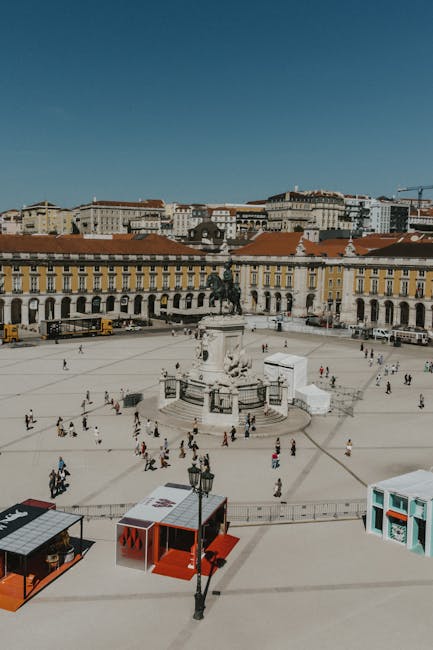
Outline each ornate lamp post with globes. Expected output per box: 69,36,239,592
187,462,215,620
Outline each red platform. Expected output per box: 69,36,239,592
152,534,239,581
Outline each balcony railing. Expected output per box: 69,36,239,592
29,289,40,294
369,291,378,295
12,289,23,294
399,292,408,297
46,288,57,294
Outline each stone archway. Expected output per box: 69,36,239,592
370,299,379,323
416,303,425,328
275,292,282,313
264,291,271,312
76,296,86,314
197,293,205,308
28,298,39,324
356,298,365,322
400,302,409,326
91,296,101,314
11,299,22,324
384,301,394,325
160,294,169,313
286,293,293,314
0,299,4,322
185,293,193,309
306,293,315,312
61,297,71,318
173,294,181,309
106,295,115,312
134,295,143,315
120,295,129,314
148,295,156,317
251,290,258,312
45,298,55,320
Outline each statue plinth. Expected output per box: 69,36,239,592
188,315,251,385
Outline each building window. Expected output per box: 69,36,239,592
63,276,71,292
264,273,270,287
136,275,143,291
123,265,129,272
162,276,169,290
13,265,20,272
357,267,365,275
357,279,364,293
275,274,281,287
187,274,194,288
386,280,393,296
30,276,38,292
79,276,86,292
93,276,101,291
94,265,100,272
401,280,408,296
387,268,394,276
149,276,156,290
286,275,292,288
64,265,70,272
30,264,37,272
402,268,409,276
175,274,182,289
372,268,378,275
108,276,115,291
136,265,142,271
419,269,426,277
79,265,85,272
122,275,130,291
47,276,55,292
328,279,333,288
109,265,114,272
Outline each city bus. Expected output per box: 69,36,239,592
0,324,19,344
40,317,113,340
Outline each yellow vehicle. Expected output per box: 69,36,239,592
0,324,19,343
40,317,113,340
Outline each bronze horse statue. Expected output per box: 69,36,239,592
206,272,242,315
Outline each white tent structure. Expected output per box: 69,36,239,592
295,384,330,415
263,353,308,401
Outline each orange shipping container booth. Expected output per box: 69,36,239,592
116,483,238,581
0,500,83,611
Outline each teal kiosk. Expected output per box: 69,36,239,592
367,470,433,556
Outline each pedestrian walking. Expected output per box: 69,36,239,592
386,381,391,395
63,359,68,371
263,401,270,416
29,409,35,423
146,418,152,435
58,456,65,471
179,440,186,458
419,393,425,409
273,478,282,498
25,414,30,431
370,349,374,359
153,421,159,437
191,441,199,461
192,418,199,436
251,415,256,432
345,439,352,457
408,374,412,386
325,366,329,378
244,420,250,438
163,437,169,453
319,365,324,377
104,390,110,405
134,410,140,425
360,342,364,352
290,439,296,456
82,415,88,431
271,451,280,469
78,344,83,354
375,373,381,386
187,431,194,448
230,425,237,442
140,440,147,457
284,339,288,348
86,390,92,404
81,399,86,415
68,421,76,437
275,437,281,455
144,452,156,471
404,374,408,385
222,431,229,447
49,470,56,499
330,376,336,388
94,425,101,445
120,388,125,400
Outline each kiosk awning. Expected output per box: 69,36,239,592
0,504,82,557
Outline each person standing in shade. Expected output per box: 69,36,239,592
69,421,76,437
25,414,30,431
230,425,237,442
345,439,352,457
386,381,391,395
78,344,83,354
275,437,281,455
94,425,101,445
153,421,159,437
104,391,110,405
134,410,140,426
273,478,282,498
290,439,296,456
49,470,56,499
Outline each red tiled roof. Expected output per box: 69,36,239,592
80,200,165,209
0,234,203,256
231,232,319,256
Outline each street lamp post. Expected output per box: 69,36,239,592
188,463,215,620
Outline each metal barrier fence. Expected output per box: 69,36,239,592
57,498,367,524
164,377,176,399
269,381,282,406
210,390,232,414
239,384,266,410
180,380,204,405
227,499,367,524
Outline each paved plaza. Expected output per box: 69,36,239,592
2,328,433,648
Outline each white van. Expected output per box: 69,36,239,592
372,328,390,340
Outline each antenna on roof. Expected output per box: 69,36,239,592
93,196,96,203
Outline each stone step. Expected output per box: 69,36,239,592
159,399,285,427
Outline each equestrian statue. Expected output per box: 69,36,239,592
206,260,242,315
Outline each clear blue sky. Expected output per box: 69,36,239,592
2,0,433,211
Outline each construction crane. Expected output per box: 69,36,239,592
397,184,433,209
